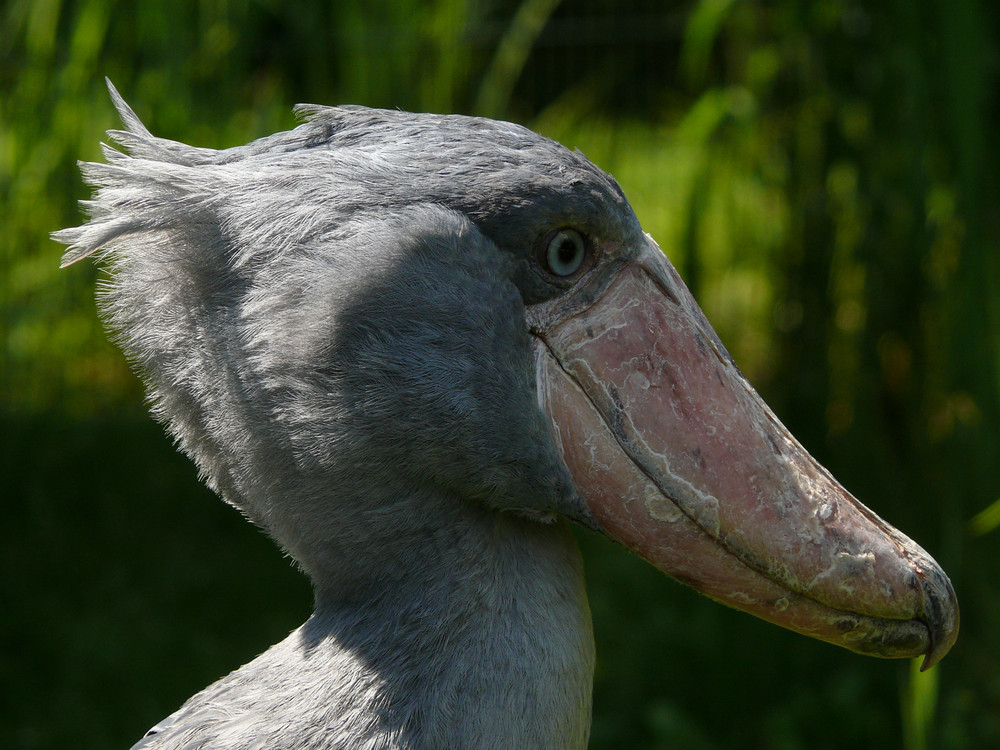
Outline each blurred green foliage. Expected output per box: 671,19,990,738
2,0,998,748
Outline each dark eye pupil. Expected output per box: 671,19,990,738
558,240,578,263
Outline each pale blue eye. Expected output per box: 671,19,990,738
546,229,586,276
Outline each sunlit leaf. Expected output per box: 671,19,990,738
969,498,1000,536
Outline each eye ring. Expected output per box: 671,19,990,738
543,228,588,277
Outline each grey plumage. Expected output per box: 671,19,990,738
56,81,959,749
55,83,626,749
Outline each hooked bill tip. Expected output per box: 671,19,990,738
918,565,960,671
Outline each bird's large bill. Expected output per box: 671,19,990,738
533,239,958,670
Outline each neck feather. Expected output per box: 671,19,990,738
144,513,595,750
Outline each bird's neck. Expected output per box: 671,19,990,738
189,513,595,749
308,514,595,748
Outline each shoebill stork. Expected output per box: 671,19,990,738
55,82,958,749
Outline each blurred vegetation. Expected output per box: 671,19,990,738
2,0,998,748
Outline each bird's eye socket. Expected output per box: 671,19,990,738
544,229,587,277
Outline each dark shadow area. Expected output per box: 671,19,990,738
1,413,311,748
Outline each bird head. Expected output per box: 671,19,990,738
55,82,958,669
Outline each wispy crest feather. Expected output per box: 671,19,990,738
53,79,224,267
